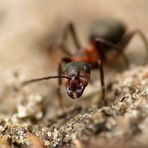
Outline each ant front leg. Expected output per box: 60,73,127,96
118,29,148,59
97,60,106,106
57,57,72,108
57,61,63,107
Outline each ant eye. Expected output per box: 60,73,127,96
84,65,88,71
79,71,90,84
79,76,88,82
83,64,91,72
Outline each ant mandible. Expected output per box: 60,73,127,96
22,18,148,106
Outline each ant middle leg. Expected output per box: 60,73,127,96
58,22,82,55
63,22,81,49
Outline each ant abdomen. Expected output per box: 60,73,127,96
89,19,126,44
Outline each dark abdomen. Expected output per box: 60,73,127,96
89,18,126,44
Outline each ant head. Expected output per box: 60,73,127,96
62,62,91,99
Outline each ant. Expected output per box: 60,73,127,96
22,18,148,107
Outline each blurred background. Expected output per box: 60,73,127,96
0,0,148,71
0,0,147,114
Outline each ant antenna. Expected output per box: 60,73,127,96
22,75,69,86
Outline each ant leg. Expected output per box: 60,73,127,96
97,60,106,106
57,57,72,108
57,61,64,108
95,38,130,67
59,22,81,55
64,22,81,49
119,30,148,57
49,23,81,55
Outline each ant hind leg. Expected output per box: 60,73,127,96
95,37,130,68
118,29,148,63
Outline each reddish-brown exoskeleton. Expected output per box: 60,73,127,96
22,19,148,106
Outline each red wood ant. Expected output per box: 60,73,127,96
22,18,148,106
